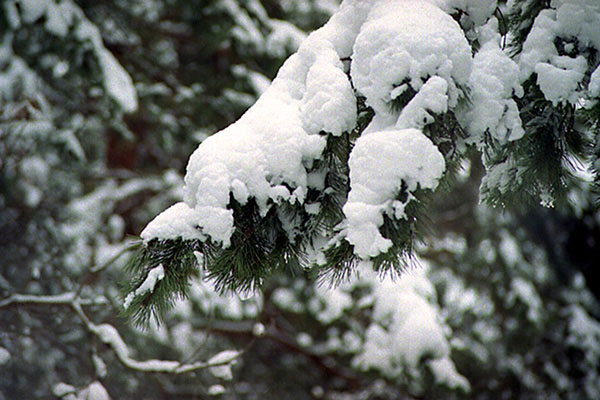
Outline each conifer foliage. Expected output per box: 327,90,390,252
125,0,600,325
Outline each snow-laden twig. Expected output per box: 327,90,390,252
0,292,107,308
70,301,243,374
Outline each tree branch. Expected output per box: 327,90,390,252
0,292,107,308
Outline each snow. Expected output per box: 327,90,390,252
396,76,449,130
79,382,111,400
342,129,444,258
53,383,76,397
467,19,524,145
252,322,266,336
0,347,10,365
519,0,600,105
429,357,471,391
207,350,240,381
350,0,471,118
13,0,137,111
208,385,227,396
427,0,497,26
123,264,165,310
92,324,130,357
507,277,542,324
590,66,600,98
74,17,138,112
348,264,465,385
140,0,476,262
141,202,205,242
535,56,587,105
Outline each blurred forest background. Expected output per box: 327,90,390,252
0,0,599,399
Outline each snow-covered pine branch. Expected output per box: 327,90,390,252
125,0,600,325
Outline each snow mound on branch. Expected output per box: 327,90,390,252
145,1,372,246
467,19,524,145
144,0,460,257
343,129,444,258
519,0,600,105
346,263,469,390
351,0,471,118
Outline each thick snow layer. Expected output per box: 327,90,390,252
144,0,467,260
351,0,471,118
141,202,207,242
148,3,375,245
343,129,444,258
123,264,166,310
519,0,600,104
467,19,524,145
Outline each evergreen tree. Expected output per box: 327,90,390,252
1,1,599,399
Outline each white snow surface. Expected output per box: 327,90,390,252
207,350,240,381
343,129,444,258
336,262,469,389
52,383,76,397
519,0,600,105
351,0,471,118
467,19,524,145
123,264,166,310
590,65,600,98
79,382,111,400
143,0,475,259
141,202,206,242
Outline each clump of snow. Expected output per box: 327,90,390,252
52,383,76,397
144,0,474,262
309,283,353,323
299,44,356,136
467,19,524,146
342,129,445,258
519,0,600,105
252,322,266,337
396,76,449,130
207,350,240,381
567,305,600,365
0,347,10,365
429,357,471,391
208,384,227,396
73,12,138,112
333,263,468,388
507,277,543,324
123,264,166,310
590,66,600,98
79,382,111,400
141,202,206,242
351,0,471,118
